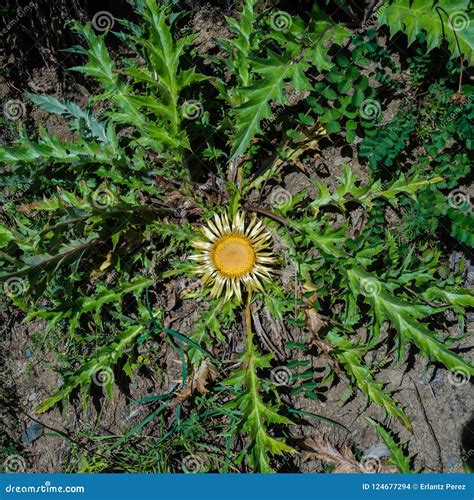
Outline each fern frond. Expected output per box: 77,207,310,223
449,209,474,248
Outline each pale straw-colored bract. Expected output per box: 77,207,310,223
190,211,276,302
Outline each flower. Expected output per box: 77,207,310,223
191,211,276,302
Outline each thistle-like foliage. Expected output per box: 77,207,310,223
377,0,474,65
221,0,259,87
326,331,412,429
219,3,350,160
36,322,147,413
366,418,413,473
0,0,472,474
0,2,201,414
223,306,294,472
346,267,474,375
280,169,474,427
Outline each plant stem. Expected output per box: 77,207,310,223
244,294,253,349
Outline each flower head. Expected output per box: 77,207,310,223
191,211,276,302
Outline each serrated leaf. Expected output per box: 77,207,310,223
423,287,474,307
310,165,442,212
230,51,311,160
327,330,411,429
0,135,119,166
28,93,107,143
366,418,412,473
223,326,294,472
347,267,474,376
36,323,146,413
307,6,351,71
377,0,474,65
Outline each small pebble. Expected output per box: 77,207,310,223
364,443,391,459
21,423,44,444
429,370,443,387
446,456,461,472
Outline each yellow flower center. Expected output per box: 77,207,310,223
212,234,256,278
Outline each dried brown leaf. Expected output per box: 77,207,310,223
175,360,219,403
304,308,326,338
302,433,396,473
302,434,361,473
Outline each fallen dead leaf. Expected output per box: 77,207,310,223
302,432,397,473
302,434,362,473
176,359,219,403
